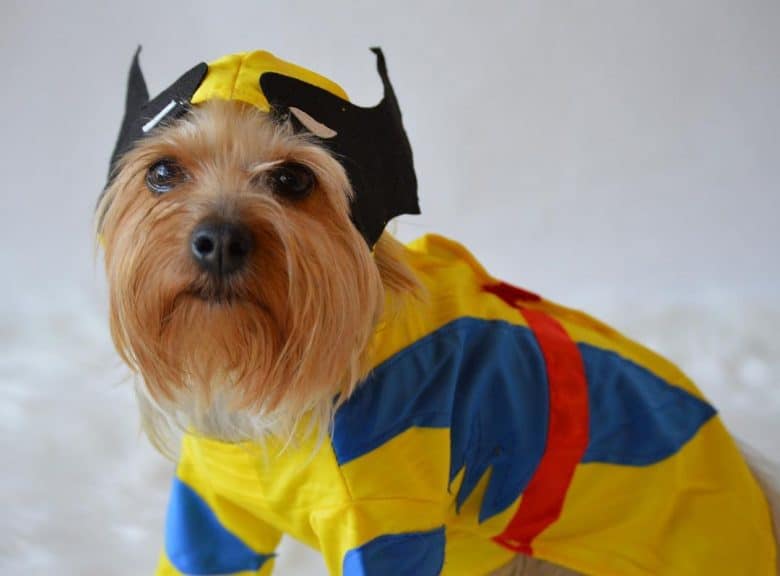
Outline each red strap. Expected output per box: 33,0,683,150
484,283,589,555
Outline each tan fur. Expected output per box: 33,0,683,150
98,100,417,450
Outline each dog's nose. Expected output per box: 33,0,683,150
190,219,253,276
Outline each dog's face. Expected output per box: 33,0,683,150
98,100,401,441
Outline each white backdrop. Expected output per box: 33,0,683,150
1,1,779,574
1,0,778,301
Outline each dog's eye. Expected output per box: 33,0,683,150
268,163,315,200
146,159,187,194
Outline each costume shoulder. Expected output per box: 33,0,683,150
342,234,773,575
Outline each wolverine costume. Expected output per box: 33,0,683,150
156,234,775,575
106,49,776,575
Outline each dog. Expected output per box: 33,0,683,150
97,49,778,575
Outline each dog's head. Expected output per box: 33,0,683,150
97,49,419,447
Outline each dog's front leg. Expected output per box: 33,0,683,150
155,441,282,576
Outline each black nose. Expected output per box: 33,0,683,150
190,219,253,276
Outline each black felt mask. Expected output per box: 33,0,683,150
104,48,419,247
260,48,419,247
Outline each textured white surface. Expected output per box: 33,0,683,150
1,287,778,575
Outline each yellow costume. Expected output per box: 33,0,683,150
104,46,774,576
156,235,776,576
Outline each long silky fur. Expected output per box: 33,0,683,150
97,101,419,454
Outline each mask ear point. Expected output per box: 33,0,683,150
104,46,150,187
369,47,386,77
369,47,400,109
369,47,388,88
127,45,150,112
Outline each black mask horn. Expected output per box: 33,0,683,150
104,47,419,247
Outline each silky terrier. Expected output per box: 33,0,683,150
98,49,777,576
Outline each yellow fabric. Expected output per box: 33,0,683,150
191,51,348,112
534,417,775,575
155,436,283,575
401,235,705,401
155,234,775,576
156,552,274,576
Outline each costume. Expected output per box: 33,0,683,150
156,235,775,576
104,49,776,575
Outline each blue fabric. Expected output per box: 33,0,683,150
580,343,717,464
165,477,273,575
342,527,446,576
332,317,550,522
332,316,719,525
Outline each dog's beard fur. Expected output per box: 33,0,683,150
97,100,419,453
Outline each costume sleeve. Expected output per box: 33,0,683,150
154,442,282,576
310,500,446,576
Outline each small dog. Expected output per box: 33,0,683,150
98,49,778,575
